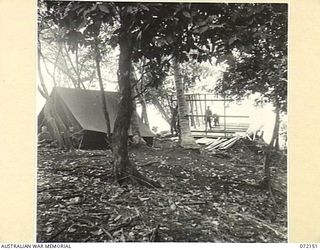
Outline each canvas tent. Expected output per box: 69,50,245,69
38,87,154,149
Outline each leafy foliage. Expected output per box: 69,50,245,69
214,4,287,113
40,2,287,103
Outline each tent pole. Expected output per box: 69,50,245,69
78,135,84,149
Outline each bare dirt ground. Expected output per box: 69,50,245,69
37,138,287,242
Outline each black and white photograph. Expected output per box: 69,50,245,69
36,1,288,243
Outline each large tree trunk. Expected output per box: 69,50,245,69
112,12,160,188
111,21,132,182
173,59,199,149
94,40,112,144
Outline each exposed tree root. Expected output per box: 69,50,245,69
138,161,161,167
131,167,162,188
115,162,162,189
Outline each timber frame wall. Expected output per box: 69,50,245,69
172,93,249,138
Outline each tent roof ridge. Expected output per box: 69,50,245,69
53,86,119,95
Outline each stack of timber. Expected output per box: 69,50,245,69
205,136,241,151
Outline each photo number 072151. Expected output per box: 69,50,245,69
300,244,318,249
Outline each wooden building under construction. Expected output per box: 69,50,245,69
183,93,250,138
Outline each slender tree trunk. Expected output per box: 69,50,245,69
130,85,145,145
260,100,282,210
270,104,280,150
151,94,171,125
43,52,78,86
52,43,62,87
129,65,147,145
131,100,141,138
45,97,73,149
112,13,160,188
274,109,280,150
173,59,199,149
75,44,81,88
130,65,141,137
262,144,278,209
94,40,112,143
61,43,85,89
263,149,271,183
43,102,63,148
140,96,150,128
260,102,281,207
189,95,196,128
38,42,72,150
136,58,150,129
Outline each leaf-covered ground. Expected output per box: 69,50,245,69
37,138,287,242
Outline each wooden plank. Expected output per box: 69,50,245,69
220,137,240,150
206,137,223,149
210,138,230,149
216,137,239,149
206,138,226,150
206,137,223,148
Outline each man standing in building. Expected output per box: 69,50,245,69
205,106,213,129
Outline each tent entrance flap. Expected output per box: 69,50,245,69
81,131,109,150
